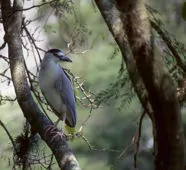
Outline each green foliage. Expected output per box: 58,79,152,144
95,69,136,111
182,2,186,21
148,5,186,90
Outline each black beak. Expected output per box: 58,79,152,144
60,55,72,62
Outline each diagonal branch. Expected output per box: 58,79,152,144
0,120,17,152
15,0,57,12
134,111,145,169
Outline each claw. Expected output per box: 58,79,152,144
44,125,66,142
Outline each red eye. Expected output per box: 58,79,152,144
54,53,59,57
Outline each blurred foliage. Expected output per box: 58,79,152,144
182,2,186,21
147,5,186,88
1,0,186,169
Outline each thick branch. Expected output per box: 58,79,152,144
0,0,80,169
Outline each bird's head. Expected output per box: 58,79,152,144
46,49,72,63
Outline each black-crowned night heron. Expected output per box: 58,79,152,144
39,49,77,135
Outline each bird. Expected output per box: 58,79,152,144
39,49,77,136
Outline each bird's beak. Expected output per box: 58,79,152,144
60,55,72,62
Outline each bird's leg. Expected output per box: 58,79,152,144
62,116,66,132
58,114,66,135
54,118,60,127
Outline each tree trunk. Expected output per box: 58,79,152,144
95,0,185,169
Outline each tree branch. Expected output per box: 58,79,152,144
0,41,6,50
0,0,80,169
15,0,57,12
134,111,145,169
0,120,17,152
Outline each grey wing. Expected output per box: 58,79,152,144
54,69,77,127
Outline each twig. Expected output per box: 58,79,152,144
64,68,95,107
0,55,9,63
47,153,54,169
0,72,12,81
0,41,6,50
14,0,57,12
22,19,44,62
64,68,100,131
134,111,145,170
110,141,133,170
79,109,93,130
0,120,17,153
0,96,16,103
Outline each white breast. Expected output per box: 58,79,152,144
39,60,66,116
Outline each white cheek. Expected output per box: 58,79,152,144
57,52,64,56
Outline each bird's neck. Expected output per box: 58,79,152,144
41,57,61,79
42,55,58,65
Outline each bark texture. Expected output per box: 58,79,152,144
95,0,185,170
0,0,80,169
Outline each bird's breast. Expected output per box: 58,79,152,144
39,63,67,116
43,87,67,115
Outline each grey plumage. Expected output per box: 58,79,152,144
39,49,77,127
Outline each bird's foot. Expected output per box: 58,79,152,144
65,127,83,140
44,125,66,142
